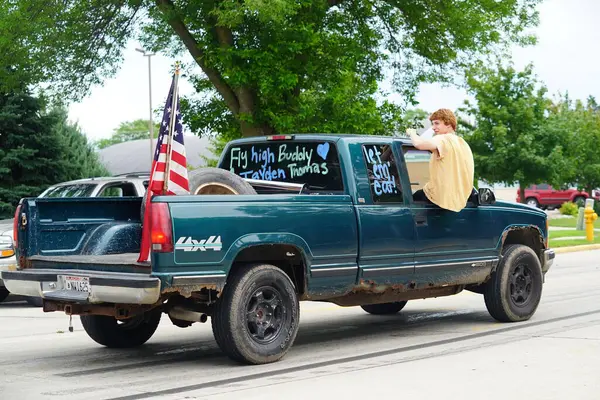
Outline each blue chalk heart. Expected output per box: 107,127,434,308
317,143,329,160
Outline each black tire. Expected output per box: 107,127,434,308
573,196,585,207
484,244,543,323
140,168,256,221
80,309,162,348
25,296,43,307
361,301,408,315
211,263,300,365
525,197,539,208
0,286,9,303
188,167,257,196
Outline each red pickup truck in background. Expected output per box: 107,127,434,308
517,184,600,209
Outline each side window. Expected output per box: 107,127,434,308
403,148,431,197
42,184,96,198
362,144,403,203
403,147,478,206
99,186,123,197
98,183,137,197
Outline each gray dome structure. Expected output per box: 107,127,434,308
98,135,216,176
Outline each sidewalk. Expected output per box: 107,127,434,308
549,226,600,241
550,226,600,231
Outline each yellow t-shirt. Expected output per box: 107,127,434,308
422,133,475,212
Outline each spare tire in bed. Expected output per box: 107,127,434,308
188,167,257,195
140,167,257,221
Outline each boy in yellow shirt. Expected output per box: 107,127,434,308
409,109,475,212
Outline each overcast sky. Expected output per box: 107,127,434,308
68,0,600,141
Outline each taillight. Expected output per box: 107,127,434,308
150,203,173,252
13,204,21,249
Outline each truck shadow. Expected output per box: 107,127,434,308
0,295,37,308
51,307,496,377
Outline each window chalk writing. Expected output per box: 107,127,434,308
235,166,287,180
228,143,331,181
363,145,400,197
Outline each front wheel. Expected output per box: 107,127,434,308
211,263,300,365
80,309,162,348
484,244,543,322
361,301,407,315
573,196,586,207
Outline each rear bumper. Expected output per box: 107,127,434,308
0,269,161,304
542,249,555,273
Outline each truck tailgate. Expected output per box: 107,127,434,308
27,253,148,269
2,197,161,305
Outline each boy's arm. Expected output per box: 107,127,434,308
409,132,438,151
408,129,441,150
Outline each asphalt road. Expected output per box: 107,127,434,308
1,250,599,400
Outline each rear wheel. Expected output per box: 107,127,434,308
361,301,408,315
484,244,543,322
211,263,300,365
80,309,162,348
525,197,539,208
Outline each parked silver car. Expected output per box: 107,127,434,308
38,174,149,198
0,219,16,303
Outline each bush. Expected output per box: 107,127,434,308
559,201,579,217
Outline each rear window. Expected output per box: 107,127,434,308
40,184,96,198
221,140,343,191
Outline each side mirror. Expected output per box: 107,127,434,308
478,188,496,205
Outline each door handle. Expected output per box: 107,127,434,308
415,215,427,226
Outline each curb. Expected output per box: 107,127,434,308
554,244,600,254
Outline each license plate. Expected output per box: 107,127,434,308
62,276,91,292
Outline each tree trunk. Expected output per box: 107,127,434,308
519,183,526,203
157,0,273,138
240,121,273,137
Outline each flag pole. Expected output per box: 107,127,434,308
163,62,181,194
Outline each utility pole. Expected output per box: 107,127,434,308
136,47,155,163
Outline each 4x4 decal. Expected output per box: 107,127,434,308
175,236,222,252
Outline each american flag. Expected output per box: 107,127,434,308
138,70,188,262
149,75,189,195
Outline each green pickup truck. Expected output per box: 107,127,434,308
2,134,555,365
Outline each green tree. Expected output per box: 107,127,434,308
96,119,160,149
458,62,567,202
51,106,111,178
403,108,430,130
0,92,108,218
544,94,600,196
1,0,542,139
